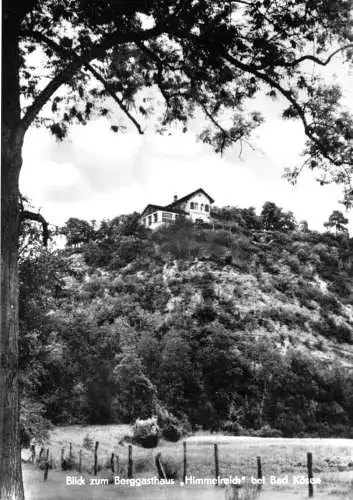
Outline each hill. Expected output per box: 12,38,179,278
19,207,353,442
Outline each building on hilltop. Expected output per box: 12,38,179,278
140,188,214,230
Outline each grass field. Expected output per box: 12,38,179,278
22,425,353,500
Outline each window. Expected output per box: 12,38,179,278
162,212,173,223
153,212,158,223
200,204,204,211
143,218,146,226
148,215,152,225
205,204,209,212
194,202,198,210
190,202,195,209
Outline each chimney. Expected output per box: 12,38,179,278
173,194,178,202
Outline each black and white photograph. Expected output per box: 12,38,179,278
2,1,353,499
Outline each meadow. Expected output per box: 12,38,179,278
23,425,353,500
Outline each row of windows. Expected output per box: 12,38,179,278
142,212,158,226
143,211,176,226
190,202,209,212
162,212,173,223
143,207,211,226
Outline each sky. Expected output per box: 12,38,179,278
20,59,353,234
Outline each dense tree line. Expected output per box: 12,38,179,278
63,204,350,246
19,204,353,443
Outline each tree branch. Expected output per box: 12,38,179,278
135,41,173,104
278,44,353,68
199,101,226,132
85,63,144,134
21,210,49,247
20,24,165,131
22,30,144,133
223,49,353,191
221,50,346,168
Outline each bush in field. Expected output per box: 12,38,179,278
222,421,245,436
133,417,160,448
161,424,182,442
61,457,74,471
82,433,94,451
157,406,189,442
254,424,283,438
275,413,305,437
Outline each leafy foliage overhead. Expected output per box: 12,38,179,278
14,0,353,205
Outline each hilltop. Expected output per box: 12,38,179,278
19,206,353,442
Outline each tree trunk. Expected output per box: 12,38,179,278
1,138,25,500
1,134,25,500
1,11,25,500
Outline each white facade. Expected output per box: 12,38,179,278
175,192,211,223
141,210,182,230
140,189,214,230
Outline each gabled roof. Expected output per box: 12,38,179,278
166,188,214,209
140,204,164,217
140,204,188,218
140,188,214,218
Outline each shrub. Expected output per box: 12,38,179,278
255,425,283,438
275,414,305,437
311,315,353,343
194,304,217,322
61,457,74,470
82,433,94,451
20,398,51,448
157,406,189,441
222,421,246,436
133,416,160,448
162,424,181,442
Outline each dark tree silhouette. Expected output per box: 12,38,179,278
261,202,296,232
62,218,95,247
324,210,349,235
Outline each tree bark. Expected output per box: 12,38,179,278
1,10,25,500
0,134,25,500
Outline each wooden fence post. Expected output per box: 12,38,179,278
128,445,133,479
116,455,120,475
307,452,314,498
257,456,262,490
214,443,219,485
111,453,115,474
43,449,50,481
30,444,36,463
61,448,65,470
183,441,187,483
79,449,82,473
69,442,72,460
94,441,99,476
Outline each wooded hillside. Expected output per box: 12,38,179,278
19,204,353,443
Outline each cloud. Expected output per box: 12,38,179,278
254,119,305,166
20,113,353,233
